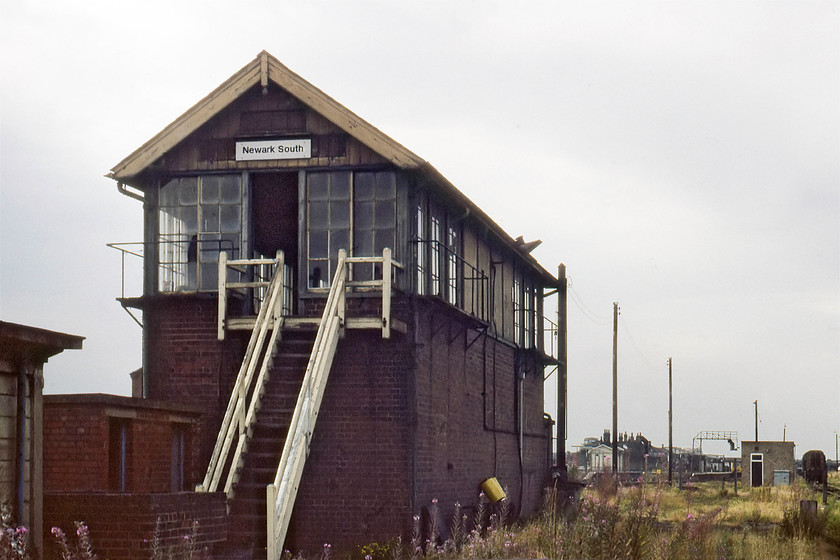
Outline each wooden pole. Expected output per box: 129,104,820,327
668,357,673,486
557,264,568,474
754,400,759,441
612,302,619,476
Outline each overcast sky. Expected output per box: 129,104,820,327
1,1,837,460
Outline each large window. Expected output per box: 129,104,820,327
306,170,396,288
158,175,243,291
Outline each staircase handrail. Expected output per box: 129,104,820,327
266,248,401,558
265,249,349,559
198,251,285,493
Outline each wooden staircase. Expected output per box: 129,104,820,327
221,328,317,555
202,248,402,560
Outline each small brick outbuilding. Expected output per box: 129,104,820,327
741,441,795,487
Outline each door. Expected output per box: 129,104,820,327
253,172,299,312
750,453,763,487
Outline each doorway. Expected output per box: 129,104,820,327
252,172,299,312
750,453,763,487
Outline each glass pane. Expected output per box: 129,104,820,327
220,204,241,232
201,176,221,204
201,206,220,233
309,230,328,259
181,208,198,235
308,173,329,201
200,234,221,262
219,233,240,259
179,177,198,205
309,260,329,288
309,201,328,229
219,175,241,203
375,171,396,199
199,262,217,291
374,200,395,228
160,179,179,206
354,201,374,230
332,229,350,255
330,201,350,228
354,172,375,201
330,171,350,199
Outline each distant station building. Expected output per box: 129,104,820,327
90,51,568,557
741,441,795,487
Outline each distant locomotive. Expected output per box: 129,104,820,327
802,449,827,485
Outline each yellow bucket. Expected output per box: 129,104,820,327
480,477,507,503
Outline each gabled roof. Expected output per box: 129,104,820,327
109,51,559,285
109,51,425,182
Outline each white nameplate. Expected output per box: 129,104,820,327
236,139,312,161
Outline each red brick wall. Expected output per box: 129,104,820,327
143,295,245,473
43,396,202,494
285,298,550,555
411,301,550,528
289,329,414,553
43,403,109,492
43,492,227,560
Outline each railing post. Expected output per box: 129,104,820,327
266,483,278,560
382,247,392,339
218,251,228,340
273,251,285,323
337,249,347,328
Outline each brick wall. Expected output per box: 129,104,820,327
411,300,550,527
43,395,202,494
43,492,227,560
285,297,550,555
143,295,245,473
43,401,109,492
289,329,414,553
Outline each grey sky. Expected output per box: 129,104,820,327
1,1,837,459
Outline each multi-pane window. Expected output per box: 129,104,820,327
353,172,396,281
430,215,442,295
416,205,426,295
307,171,350,288
447,226,459,305
513,276,522,345
512,273,538,348
158,175,242,291
306,170,396,288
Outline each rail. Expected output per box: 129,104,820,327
198,251,288,496
266,248,400,558
217,251,293,340
414,238,489,323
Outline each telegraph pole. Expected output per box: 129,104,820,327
556,263,568,476
668,357,673,485
612,302,619,475
754,400,759,441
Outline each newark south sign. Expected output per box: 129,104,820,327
236,139,312,161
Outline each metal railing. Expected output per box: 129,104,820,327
107,237,237,296
414,238,490,323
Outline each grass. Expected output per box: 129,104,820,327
369,473,840,560
4,473,839,559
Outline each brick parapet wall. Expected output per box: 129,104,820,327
43,492,227,560
43,396,202,494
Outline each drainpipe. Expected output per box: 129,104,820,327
116,181,144,202
16,365,28,524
